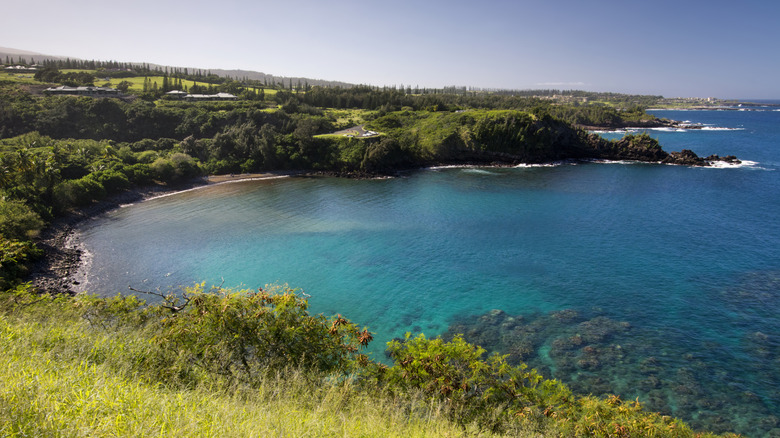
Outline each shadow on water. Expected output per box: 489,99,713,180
444,270,780,437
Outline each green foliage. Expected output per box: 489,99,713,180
146,283,372,384
87,169,130,193
0,240,41,289
383,334,573,432
363,109,590,166
52,176,106,210
618,132,662,150
0,198,45,240
34,67,95,86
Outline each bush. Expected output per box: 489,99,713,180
145,284,372,384
52,177,106,210
0,199,45,240
122,163,155,185
168,153,200,180
87,169,130,194
135,150,159,164
0,239,41,289
150,157,175,182
383,334,573,432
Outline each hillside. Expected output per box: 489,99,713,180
0,46,353,89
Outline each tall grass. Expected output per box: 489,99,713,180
0,289,514,437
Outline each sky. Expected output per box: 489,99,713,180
2,0,779,99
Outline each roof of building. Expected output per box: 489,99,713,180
44,86,121,96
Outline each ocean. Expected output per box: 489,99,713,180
76,109,780,436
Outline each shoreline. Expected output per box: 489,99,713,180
27,143,742,297
29,171,298,296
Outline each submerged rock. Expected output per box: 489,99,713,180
445,304,777,437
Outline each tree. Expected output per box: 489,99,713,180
116,81,131,93
0,199,45,239
34,67,61,83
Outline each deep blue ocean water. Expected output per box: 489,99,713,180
77,109,780,436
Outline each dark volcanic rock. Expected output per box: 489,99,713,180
662,149,707,166
705,154,742,164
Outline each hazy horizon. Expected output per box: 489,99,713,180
2,0,778,99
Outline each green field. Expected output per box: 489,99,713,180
94,75,274,95
0,71,41,84
324,108,376,129
1,69,277,96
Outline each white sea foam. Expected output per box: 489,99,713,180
427,164,473,171
515,160,579,168
699,126,744,131
648,127,689,132
594,125,742,134
706,159,763,169
587,159,647,165
590,129,637,134
515,163,556,168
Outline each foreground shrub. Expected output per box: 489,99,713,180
382,334,573,433
144,283,373,384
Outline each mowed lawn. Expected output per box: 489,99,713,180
95,75,274,95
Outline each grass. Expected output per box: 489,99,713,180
0,70,278,97
94,75,276,95
324,108,376,130
0,290,507,438
0,71,42,85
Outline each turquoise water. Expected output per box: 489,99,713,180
78,109,780,436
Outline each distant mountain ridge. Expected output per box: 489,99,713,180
0,47,355,88
0,47,66,62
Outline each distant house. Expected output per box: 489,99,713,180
4,65,39,73
183,92,237,102
44,86,121,98
165,90,188,99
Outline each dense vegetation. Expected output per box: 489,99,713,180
0,66,740,436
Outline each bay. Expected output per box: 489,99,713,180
77,109,780,436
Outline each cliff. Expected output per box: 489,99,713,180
356,110,739,172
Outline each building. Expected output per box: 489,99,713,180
165,90,188,99
43,86,122,97
184,92,237,102
4,65,40,73
165,91,237,101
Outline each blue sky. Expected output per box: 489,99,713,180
2,0,778,98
